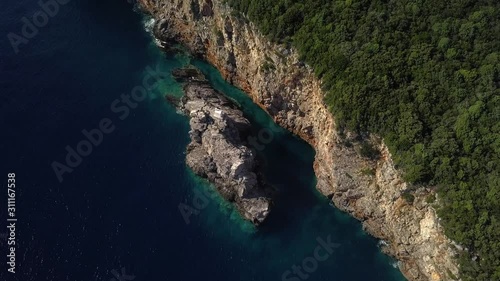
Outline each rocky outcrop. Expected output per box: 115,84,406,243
139,0,460,280
173,67,272,225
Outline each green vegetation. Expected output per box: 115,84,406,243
402,192,416,204
426,193,437,204
261,55,276,72
226,0,500,279
213,27,224,40
360,167,375,176
359,141,380,159
447,268,460,280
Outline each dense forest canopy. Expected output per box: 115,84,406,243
225,0,500,280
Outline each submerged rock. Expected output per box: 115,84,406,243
174,67,272,225
172,67,207,83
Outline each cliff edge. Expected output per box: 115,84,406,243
140,0,460,280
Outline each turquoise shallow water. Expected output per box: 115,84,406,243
185,60,408,281
0,1,406,281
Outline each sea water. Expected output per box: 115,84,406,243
0,1,406,281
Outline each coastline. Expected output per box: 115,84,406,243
137,0,461,280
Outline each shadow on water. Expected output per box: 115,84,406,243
191,59,349,245
191,59,407,281
0,0,407,278
192,59,322,231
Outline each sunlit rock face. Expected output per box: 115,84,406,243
139,1,460,280
173,68,272,225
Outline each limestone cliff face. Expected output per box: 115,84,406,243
139,0,460,280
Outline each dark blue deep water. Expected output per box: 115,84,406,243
0,1,407,281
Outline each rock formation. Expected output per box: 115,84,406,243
138,0,461,280
172,67,272,225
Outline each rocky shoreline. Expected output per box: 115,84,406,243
138,0,460,280
172,67,272,225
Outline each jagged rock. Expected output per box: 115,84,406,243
172,67,207,83
165,95,181,107
174,68,272,225
139,0,460,280
150,18,183,53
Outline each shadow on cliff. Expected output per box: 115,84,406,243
190,59,328,238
